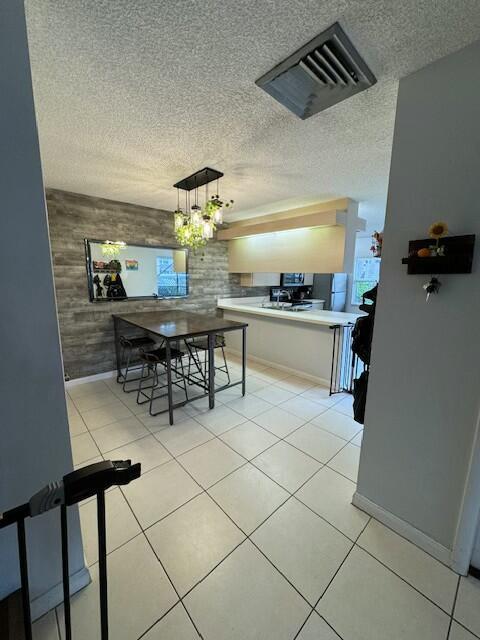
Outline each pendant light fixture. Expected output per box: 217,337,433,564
101,240,126,257
172,167,234,249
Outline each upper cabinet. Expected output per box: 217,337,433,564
220,198,365,274
239,273,281,287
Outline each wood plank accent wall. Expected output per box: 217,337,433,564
47,189,269,379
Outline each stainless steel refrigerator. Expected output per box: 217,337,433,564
312,273,348,311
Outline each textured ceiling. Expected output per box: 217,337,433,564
25,0,480,231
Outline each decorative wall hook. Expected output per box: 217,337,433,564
423,276,441,301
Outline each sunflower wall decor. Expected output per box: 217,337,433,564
426,221,449,256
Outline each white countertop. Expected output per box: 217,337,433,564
218,297,362,327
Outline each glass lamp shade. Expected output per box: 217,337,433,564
101,241,126,257
202,219,214,239
190,206,202,227
213,207,223,224
174,212,184,231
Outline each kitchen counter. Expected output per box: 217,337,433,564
218,297,361,327
218,297,362,385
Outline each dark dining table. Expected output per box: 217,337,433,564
112,310,248,424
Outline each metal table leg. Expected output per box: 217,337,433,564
241,326,246,396
166,340,174,425
208,333,215,409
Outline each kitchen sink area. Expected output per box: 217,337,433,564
262,302,315,312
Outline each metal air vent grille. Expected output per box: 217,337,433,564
256,23,376,119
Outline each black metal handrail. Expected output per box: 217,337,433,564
0,459,141,640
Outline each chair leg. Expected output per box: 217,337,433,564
122,346,132,392
220,346,231,385
136,362,147,405
188,346,206,386
117,343,126,383
178,355,188,402
149,364,158,416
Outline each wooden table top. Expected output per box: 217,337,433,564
113,310,248,339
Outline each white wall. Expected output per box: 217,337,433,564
356,39,480,555
0,0,87,617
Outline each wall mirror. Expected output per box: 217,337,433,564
85,239,188,302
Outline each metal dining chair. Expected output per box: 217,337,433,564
185,333,230,388
118,335,156,392
136,344,188,416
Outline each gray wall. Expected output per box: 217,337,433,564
357,39,480,550
0,0,86,616
46,189,269,379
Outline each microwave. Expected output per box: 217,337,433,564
280,273,305,286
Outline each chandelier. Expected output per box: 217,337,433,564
101,241,126,257
173,167,233,249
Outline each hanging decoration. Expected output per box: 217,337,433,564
172,167,234,249
423,276,441,301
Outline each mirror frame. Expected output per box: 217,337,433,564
84,239,189,303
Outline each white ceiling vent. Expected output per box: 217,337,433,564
256,23,376,120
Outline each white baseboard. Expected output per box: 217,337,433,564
65,370,116,387
66,352,331,389
31,565,91,621
224,348,330,388
352,492,453,568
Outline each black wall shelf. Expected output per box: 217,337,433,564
401,234,475,274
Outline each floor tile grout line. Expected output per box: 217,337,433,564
445,576,460,639
70,378,374,631
291,493,363,544
146,432,326,608
311,512,372,609
312,538,357,608
83,530,145,571
81,391,362,544
352,510,458,573
246,536,318,610
112,372,290,631
88,429,153,460
73,374,349,444
72,380,362,547
118,487,206,640
247,411,361,483
299,517,374,639
293,609,344,640
313,613,345,640
449,618,480,640
115,445,457,635
245,401,362,467
68,382,380,628
122,473,249,636
315,507,461,631
353,541,457,619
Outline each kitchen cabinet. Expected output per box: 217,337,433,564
240,272,280,287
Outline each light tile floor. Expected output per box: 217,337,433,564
34,354,479,640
